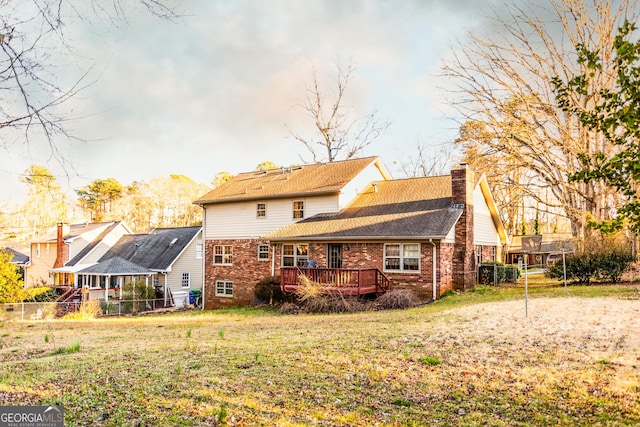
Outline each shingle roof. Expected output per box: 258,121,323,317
265,175,463,240
194,157,382,204
1,244,29,264
34,222,120,243
77,257,154,275
100,226,201,271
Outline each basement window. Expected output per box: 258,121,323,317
215,280,233,297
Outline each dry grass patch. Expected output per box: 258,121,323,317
0,284,639,426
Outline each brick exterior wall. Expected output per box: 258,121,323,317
275,241,450,301
451,166,476,291
203,239,272,309
438,243,455,294
477,245,496,264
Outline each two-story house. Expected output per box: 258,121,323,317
267,165,508,300
27,221,133,288
193,157,391,309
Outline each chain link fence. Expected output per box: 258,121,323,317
0,299,173,320
477,263,520,285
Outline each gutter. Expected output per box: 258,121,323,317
429,239,437,300
266,235,449,242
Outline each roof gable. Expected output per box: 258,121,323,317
33,222,128,243
194,157,386,205
66,222,125,266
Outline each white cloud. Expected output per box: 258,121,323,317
0,0,509,202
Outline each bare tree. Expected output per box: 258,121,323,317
290,63,390,163
0,0,177,162
442,0,638,238
395,140,457,178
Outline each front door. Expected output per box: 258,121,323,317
328,244,343,269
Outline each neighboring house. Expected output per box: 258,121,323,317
78,227,203,306
507,233,574,267
267,164,508,300
193,156,392,309
27,221,133,288
0,241,30,282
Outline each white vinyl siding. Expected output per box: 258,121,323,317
164,231,203,297
203,195,339,239
337,159,390,209
474,185,501,246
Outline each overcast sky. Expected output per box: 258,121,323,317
0,0,507,203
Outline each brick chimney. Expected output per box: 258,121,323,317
53,223,70,268
451,164,475,291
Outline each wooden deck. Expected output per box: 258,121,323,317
280,267,390,296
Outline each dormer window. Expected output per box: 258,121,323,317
257,202,266,218
293,200,304,219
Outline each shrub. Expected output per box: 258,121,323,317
374,289,420,310
302,295,366,314
63,299,102,320
254,276,284,304
278,302,300,314
121,280,155,313
546,245,633,284
27,287,57,302
595,247,633,282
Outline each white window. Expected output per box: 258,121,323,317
282,243,308,267
181,273,190,288
384,243,420,272
258,244,269,261
257,202,266,218
153,276,159,287
293,200,304,219
215,280,233,297
195,243,203,259
213,245,233,265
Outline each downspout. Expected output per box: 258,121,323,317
271,243,276,276
201,206,206,310
429,239,437,300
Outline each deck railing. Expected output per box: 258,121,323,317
280,267,390,296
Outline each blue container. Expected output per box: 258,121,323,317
189,291,195,304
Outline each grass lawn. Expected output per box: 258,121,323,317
1,277,639,426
